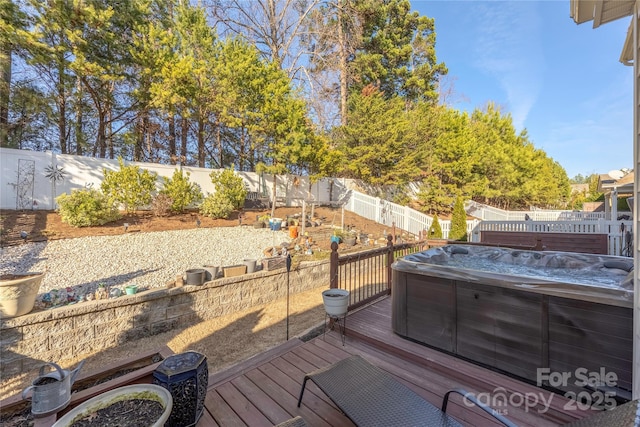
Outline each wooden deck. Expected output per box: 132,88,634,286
20,296,596,426
196,296,594,427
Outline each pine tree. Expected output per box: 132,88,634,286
449,196,467,241
428,215,442,239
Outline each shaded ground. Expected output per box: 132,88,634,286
0,205,400,403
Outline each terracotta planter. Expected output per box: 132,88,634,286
0,272,44,318
52,384,172,427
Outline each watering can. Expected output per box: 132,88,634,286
22,360,85,417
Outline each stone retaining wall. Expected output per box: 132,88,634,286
0,260,330,379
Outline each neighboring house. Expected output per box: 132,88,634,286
570,183,589,195
597,170,634,219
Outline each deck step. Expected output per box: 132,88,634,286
208,339,305,389
344,297,592,425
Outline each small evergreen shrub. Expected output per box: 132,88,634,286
151,193,173,217
449,196,468,241
200,192,234,219
56,188,121,227
209,168,247,210
160,169,203,213
428,215,443,239
101,158,157,213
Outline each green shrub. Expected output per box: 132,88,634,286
160,169,203,213
449,195,467,241
428,215,443,239
56,188,121,227
101,158,157,214
209,168,247,210
200,192,234,219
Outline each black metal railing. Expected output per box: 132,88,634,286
329,235,427,311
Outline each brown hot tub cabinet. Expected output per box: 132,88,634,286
391,245,633,399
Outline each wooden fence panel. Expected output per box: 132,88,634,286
480,231,609,254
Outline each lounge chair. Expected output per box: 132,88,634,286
297,354,517,426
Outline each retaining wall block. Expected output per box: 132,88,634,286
174,312,200,328
75,308,116,329
166,303,195,319
129,302,167,326
23,318,75,339
151,318,180,335
0,327,22,346
73,334,118,356
220,289,242,305
49,325,95,351
205,287,223,303
118,325,152,343
189,288,210,306
168,292,193,307
197,305,224,320
14,335,49,355
102,316,135,335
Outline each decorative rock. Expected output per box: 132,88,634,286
0,227,291,302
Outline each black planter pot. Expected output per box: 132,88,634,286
184,269,205,286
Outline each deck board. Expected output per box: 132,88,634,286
32,296,594,427
24,295,598,427
230,374,291,424
198,296,595,426
26,295,596,427
204,390,246,425
167,295,599,426
264,358,352,425
215,381,273,426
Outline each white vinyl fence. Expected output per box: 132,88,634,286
344,190,479,240
0,148,334,210
465,200,609,221
1,147,632,254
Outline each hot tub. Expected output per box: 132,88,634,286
391,244,633,398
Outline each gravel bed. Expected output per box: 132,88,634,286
0,227,291,299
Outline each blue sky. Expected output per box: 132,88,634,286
410,0,633,179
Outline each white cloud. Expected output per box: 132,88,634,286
470,2,544,130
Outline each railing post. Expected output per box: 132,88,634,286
386,235,394,291
329,241,339,289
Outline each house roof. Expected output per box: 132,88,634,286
598,170,635,194
570,0,635,65
570,0,635,27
